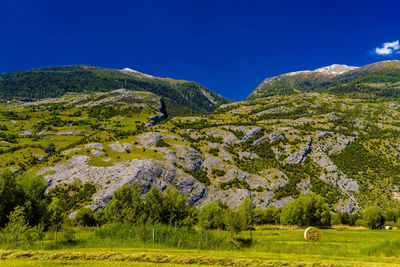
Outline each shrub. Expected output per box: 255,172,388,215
219,178,250,190
0,170,48,227
198,201,228,230
105,183,143,224
156,138,170,147
254,207,281,225
0,206,37,244
211,168,226,177
280,193,331,227
187,169,210,185
362,206,384,229
331,211,350,225
75,207,96,226
208,147,219,156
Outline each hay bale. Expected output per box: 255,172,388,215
304,227,322,242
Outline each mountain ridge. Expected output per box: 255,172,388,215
250,60,400,99
0,64,230,116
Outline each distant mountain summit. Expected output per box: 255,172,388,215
120,68,155,79
283,64,358,77
313,64,358,75
249,60,400,99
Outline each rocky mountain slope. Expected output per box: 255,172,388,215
0,65,230,116
2,88,400,214
250,60,400,99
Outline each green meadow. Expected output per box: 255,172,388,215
1,226,400,266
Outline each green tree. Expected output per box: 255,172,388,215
254,207,280,225
75,207,96,226
0,170,20,227
198,201,228,230
47,198,65,243
224,209,243,237
362,206,384,229
238,196,254,229
280,193,331,227
238,196,254,240
331,211,350,225
144,186,165,224
1,206,36,244
105,183,143,224
16,173,48,226
0,170,48,228
162,186,187,225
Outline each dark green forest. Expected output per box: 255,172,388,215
0,65,230,115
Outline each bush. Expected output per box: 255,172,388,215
186,169,210,185
362,206,385,229
75,207,96,226
198,201,228,230
254,207,281,225
105,184,194,227
280,193,331,227
0,170,48,227
208,147,219,156
156,139,170,147
211,168,226,177
0,206,37,244
331,211,350,225
61,224,77,243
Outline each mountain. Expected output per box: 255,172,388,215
249,60,400,99
2,88,400,214
0,65,230,116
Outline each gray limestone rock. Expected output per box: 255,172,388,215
285,137,312,164
137,132,163,146
84,143,104,150
91,149,103,156
38,156,207,210
175,145,203,172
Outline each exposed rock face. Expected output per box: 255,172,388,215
84,143,104,150
253,132,284,145
25,90,395,214
334,198,358,213
204,128,237,144
285,137,312,164
297,178,312,194
175,145,203,172
38,155,207,210
108,142,132,152
309,132,360,207
199,187,251,208
238,151,259,159
137,132,163,146
136,132,177,146
91,150,103,156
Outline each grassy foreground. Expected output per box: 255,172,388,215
1,226,400,266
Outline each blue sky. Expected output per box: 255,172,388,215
1,0,399,100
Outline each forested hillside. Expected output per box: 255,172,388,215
0,65,230,116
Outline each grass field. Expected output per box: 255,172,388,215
1,226,400,266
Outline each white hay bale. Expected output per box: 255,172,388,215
304,227,322,242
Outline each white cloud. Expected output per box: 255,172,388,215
375,40,400,56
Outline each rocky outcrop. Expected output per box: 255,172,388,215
39,155,207,210
253,132,284,145
108,142,132,152
175,145,203,172
285,137,312,164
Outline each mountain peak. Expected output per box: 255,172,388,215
313,64,358,75
120,67,155,78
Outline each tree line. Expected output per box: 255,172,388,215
1,170,400,245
